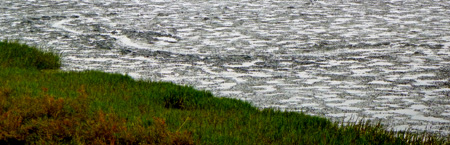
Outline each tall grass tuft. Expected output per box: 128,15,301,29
0,40,60,70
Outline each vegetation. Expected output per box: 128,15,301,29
0,40,60,70
0,40,448,144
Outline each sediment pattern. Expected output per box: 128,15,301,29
1,0,449,135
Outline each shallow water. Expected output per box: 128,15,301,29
1,0,449,135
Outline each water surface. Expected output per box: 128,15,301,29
1,0,449,135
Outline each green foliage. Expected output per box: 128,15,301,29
0,40,60,70
0,41,448,144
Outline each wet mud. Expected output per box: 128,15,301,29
1,0,449,135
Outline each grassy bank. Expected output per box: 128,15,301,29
0,40,448,144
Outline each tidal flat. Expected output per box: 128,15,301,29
1,0,449,135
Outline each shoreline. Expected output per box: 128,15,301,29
1,0,449,135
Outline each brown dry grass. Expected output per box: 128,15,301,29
0,86,194,145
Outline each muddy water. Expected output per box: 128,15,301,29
1,0,449,135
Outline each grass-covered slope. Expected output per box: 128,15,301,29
0,40,60,70
0,40,448,144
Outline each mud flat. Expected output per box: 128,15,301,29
1,0,449,135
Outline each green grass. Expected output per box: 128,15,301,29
0,40,448,144
0,40,60,70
